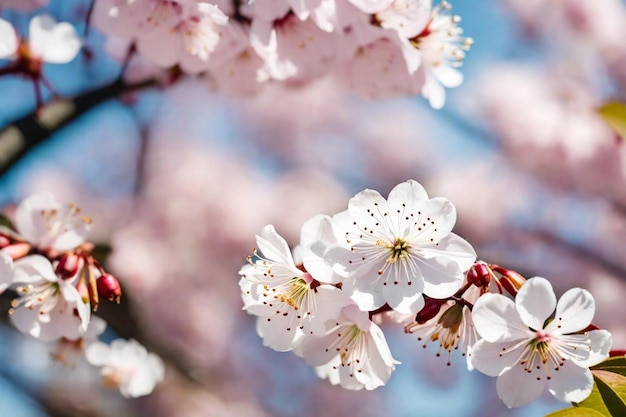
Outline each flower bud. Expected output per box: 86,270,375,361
0,234,10,249
2,242,31,259
467,262,490,287
56,253,82,280
492,266,526,297
97,274,122,303
415,297,446,324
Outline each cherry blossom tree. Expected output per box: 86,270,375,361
0,1,625,417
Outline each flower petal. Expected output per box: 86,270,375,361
13,255,57,283
14,192,59,248
470,339,520,377
496,364,546,408
548,287,595,335
547,360,594,404
0,18,18,59
515,277,556,331
85,341,112,366
381,276,425,314
472,293,533,343
419,234,475,298
575,330,612,368
256,224,296,267
0,251,14,293
29,15,81,64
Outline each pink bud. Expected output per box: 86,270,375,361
97,274,122,303
0,235,10,249
56,254,82,280
2,243,32,259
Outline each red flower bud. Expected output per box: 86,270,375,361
415,298,446,324
56,254,82,280
467,263,491,287
492,266,526,297
97,274,122,304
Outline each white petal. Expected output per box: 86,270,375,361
575,330,612,368
548,360,593,404
472,293,534,343
470,339,520,377
122,354,164,398
418,238,474,298
421,73,446,109
496,365,546,408
256,225,296,267
309,285,351,335
342,273,386,312
29,15,81,64
85,341,112,366
14,192,60,247
301,330,344,366
434,65,463,88
257,312,303,352
0,18,18,59
10,306,42,338
300,215,344,284
13,255,57,283
60,282,90,331
0,251,14,293
547,287,595,335
387,180,429,210
515,277,556,331
381,276,425,314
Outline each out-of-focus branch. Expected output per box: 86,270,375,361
0,78,158,179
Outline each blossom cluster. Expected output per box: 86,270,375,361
0,193,164,398
239,180,613,408
88,0,471,107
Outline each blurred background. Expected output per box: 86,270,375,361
1,0,625,416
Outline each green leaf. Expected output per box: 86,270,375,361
575,378,611,416
545,407,606,417
592,356,626,377
598,101,626,141
593,370,626,416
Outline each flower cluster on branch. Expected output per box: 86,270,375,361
239,180,613,408
0,193,164,398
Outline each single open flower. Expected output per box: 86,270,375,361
85,339,164,398
470,277,612,408
328,179,476,315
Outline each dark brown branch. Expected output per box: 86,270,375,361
0,78,158,179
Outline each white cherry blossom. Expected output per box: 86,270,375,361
85,338,165,398
328,180,476,315
409,0,472,108
94,0,228,73
9,255,90,341
9,192,91,253
241,219,348,351
300,304,399,390
0,15,80,64
471,277,613,408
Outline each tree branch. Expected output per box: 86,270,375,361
0,78,158,179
